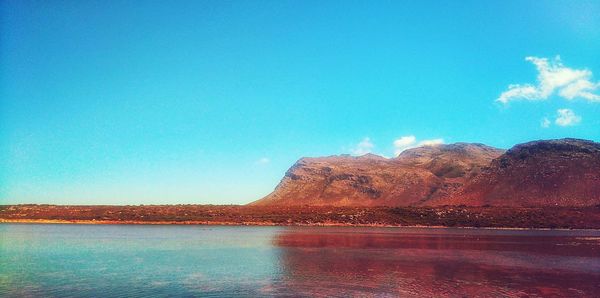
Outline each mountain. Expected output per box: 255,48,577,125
251,143,504,206
430,138,600,207
396,143,504,180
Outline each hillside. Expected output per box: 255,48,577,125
252,139,600,207
431,138,600,207
251,143,504,206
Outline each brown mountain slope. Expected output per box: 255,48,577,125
397,143,504,179
251,143,504,207
429,138,600,207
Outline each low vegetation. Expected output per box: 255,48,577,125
1,204,599,229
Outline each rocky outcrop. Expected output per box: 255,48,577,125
251,143,504,206
431,138,600,207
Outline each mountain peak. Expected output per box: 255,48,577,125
252,139,600,207
251,142,504,206
397,142,504,159
431,138,600,207
505,138,600,156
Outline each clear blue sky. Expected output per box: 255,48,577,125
1,1,599,205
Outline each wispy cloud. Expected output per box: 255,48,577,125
350,137,374,156
393,136,416,149
393,135,444,156
497,56,600,104
540,117,551,128
419,139,444,146
555,109,581,126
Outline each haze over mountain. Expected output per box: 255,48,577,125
252,139,600,207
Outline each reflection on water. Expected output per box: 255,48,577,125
273,227,600,297
1,224,599,297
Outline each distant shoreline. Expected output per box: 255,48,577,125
0,218,411,227
3,218,600,231
2,205,600,229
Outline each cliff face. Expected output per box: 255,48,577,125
251,144,504,207
431,139,600,207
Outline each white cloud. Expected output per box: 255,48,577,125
255,157,270,165
555,109,581,126
393,135,444,156
497,56,600,104
419,138,444,146
541,117,551,128
350,137,374,156
393,135,416,148
498,84,540,103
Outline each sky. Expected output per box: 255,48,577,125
1,0,600,205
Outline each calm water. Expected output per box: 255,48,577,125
1,224,599,297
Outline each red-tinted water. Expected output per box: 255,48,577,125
1,225,598,297
270,227,600,297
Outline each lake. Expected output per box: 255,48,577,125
1,224,599,297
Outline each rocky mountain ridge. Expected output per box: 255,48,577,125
252,143,505,206
431,138,600,207
251,138,600,207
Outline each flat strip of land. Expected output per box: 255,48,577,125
2,205,600,229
